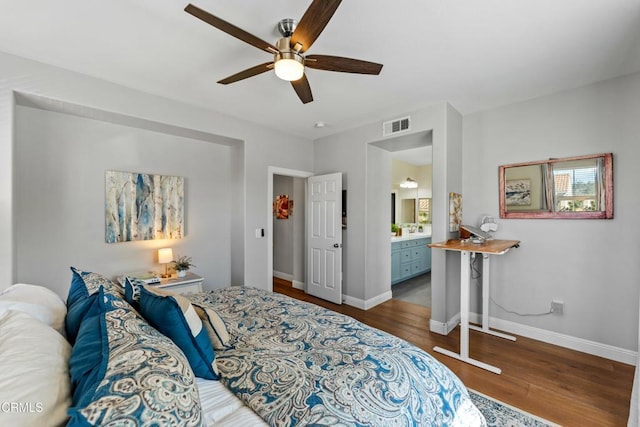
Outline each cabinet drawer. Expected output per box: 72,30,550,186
400,264,412,279
158,281,203,295
401,248,412,262
411,261,422,274
411,246,425,261
401,239,425,248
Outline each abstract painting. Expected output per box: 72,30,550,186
449,192,462,232
105,171,184,243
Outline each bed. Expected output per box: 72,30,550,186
0,268,486,426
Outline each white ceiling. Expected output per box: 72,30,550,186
1,0,639,140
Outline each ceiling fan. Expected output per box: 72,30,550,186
184,1,383,104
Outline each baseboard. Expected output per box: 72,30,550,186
429,319,448,335
467,312,637,365
273,271,293,282
343,291,392,310
430,313,460,335
292,280,304,290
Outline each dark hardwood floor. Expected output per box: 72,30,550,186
273,277,634,426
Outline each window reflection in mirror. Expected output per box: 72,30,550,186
499,153,613,219
552,158,603,212
418,198,431,224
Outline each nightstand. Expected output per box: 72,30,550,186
155,272,204,295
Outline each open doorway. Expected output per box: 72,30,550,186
267,167,312,293
371,131,433,308
267,167,343,305
272,174,306,290
390,147,433,308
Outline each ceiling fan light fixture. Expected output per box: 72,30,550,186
274,37,304,81
274,56,304,81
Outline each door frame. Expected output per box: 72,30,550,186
267,166,313,292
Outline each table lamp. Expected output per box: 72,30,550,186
158,248,173,278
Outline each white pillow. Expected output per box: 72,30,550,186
0,284,67,334
0,310,71,427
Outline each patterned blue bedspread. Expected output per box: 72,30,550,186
188,287,485,426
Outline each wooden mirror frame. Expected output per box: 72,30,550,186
499,153,613,219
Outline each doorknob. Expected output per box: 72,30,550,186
333,243,342,248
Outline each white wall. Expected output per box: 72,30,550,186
0,50,313,295
463,71,640,352
366,144,392,302
273,175,294,277
291,177,305,285
15,106,230,296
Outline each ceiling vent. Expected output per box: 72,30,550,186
382,116,411,136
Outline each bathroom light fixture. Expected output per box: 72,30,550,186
158,248,174,278
400,177,418,189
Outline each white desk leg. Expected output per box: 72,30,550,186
468,254,516,342
482,254,490,329
460,250,470,359
434,250,502,374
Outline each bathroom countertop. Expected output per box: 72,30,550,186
391,231,432,242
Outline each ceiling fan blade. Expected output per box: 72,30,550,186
185,4,278,54
290,0,342,53
291,74,313,104
305,55,383,75
217,62,273,85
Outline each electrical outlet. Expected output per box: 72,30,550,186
551,300,564,315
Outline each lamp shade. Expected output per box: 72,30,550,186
158,248,173,264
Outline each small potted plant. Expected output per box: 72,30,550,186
173,255,195,278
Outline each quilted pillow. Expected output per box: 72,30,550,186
67,290,202,426
193,304,230,350
138,285,219,379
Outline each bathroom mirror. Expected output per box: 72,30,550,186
499,153,613,219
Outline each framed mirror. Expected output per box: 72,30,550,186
499,153,613,219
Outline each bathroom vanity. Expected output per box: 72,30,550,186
391,232,432,285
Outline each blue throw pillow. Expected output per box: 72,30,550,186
67,290,202,426
68,289,107,407
138,285,219,380
65,292,99,344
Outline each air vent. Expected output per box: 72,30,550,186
382,116,411,136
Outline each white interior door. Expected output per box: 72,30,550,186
307,173,342,304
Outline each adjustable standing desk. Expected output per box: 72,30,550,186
428,239,520,374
